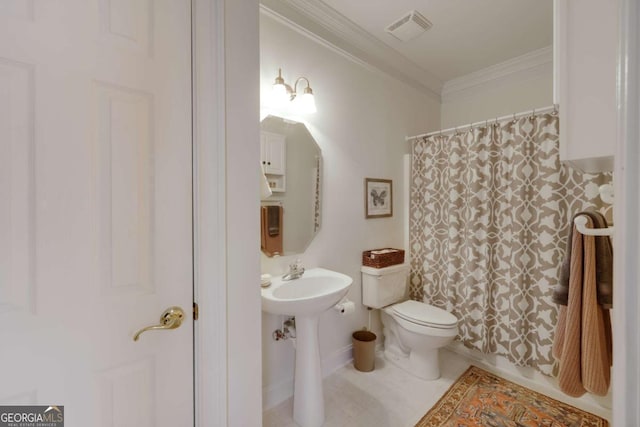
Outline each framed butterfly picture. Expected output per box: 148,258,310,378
365,178,393,218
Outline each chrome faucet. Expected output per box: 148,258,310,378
282,259,305,281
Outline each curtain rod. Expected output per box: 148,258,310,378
405,104,558,141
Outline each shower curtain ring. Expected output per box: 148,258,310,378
512,112,516,123
530,108,536,120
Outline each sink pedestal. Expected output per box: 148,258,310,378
260,268,353,427
293,315,324,427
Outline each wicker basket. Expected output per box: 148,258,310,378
362,248,405,268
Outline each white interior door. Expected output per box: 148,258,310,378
0,1,194,425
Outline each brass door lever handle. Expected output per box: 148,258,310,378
133,306,185,341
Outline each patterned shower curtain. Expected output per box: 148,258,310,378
409,112,611,375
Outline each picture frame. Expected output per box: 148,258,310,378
365,178,392,218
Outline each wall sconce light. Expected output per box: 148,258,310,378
271,68,317,114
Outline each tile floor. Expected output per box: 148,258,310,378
263,349,469,427
263,348,612,427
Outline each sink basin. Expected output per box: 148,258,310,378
262,267,352,316
261,267,353,427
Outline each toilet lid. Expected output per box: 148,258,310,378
390,300,457,328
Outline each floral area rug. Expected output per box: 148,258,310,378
415,366,608,427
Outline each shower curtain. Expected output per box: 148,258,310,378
409,112,612,375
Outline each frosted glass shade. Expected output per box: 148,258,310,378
271,83,290,109
294,92,317,114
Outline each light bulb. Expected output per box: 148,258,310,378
295,92,316,114
271,83,290,109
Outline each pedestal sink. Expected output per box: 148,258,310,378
262,268,353,427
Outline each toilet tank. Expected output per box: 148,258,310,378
361,263,410,309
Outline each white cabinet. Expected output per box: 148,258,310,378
261,131,286,191
554,0,617,172
261,131,286,175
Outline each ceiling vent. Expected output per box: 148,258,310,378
385,11,432,42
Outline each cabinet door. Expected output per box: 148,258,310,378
554,0,617,172
265,134,286,175
260,133,268,169
261,132,286,175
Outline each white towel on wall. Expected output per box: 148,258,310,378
260,163,272,200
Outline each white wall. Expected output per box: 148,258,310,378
440,55,553,129
259,10,440,408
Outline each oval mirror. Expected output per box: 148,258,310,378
260,116,322,257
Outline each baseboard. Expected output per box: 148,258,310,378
263,344,355,410
262,377,294,411
320,343,354,377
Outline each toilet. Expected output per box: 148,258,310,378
361,264,458,380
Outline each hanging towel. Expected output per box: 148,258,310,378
260,162,273,200
580,221,612,395
267,205,280,237
554,223,587,397
260,175,273,200
553,215,612,397
553,211,613,308
261,206,283,256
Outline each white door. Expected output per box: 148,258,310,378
0,1,194,426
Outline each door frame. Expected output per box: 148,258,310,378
192,0,227,425
613,0,640,425
192,0,640,425
193,0,262,426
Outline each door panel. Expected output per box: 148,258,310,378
0,58,35,315
0,1,193,425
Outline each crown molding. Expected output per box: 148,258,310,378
442,46,553,102
260,5,381,77
260,0,443,100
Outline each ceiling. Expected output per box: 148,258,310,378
261,0,553,96
322,0,553,82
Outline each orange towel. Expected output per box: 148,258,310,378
261,206,283,256
556,224,587,397
580,220,612,395
554,217,612,397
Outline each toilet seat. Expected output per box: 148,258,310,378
390,300,457,329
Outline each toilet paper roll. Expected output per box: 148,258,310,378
333,299,355,315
